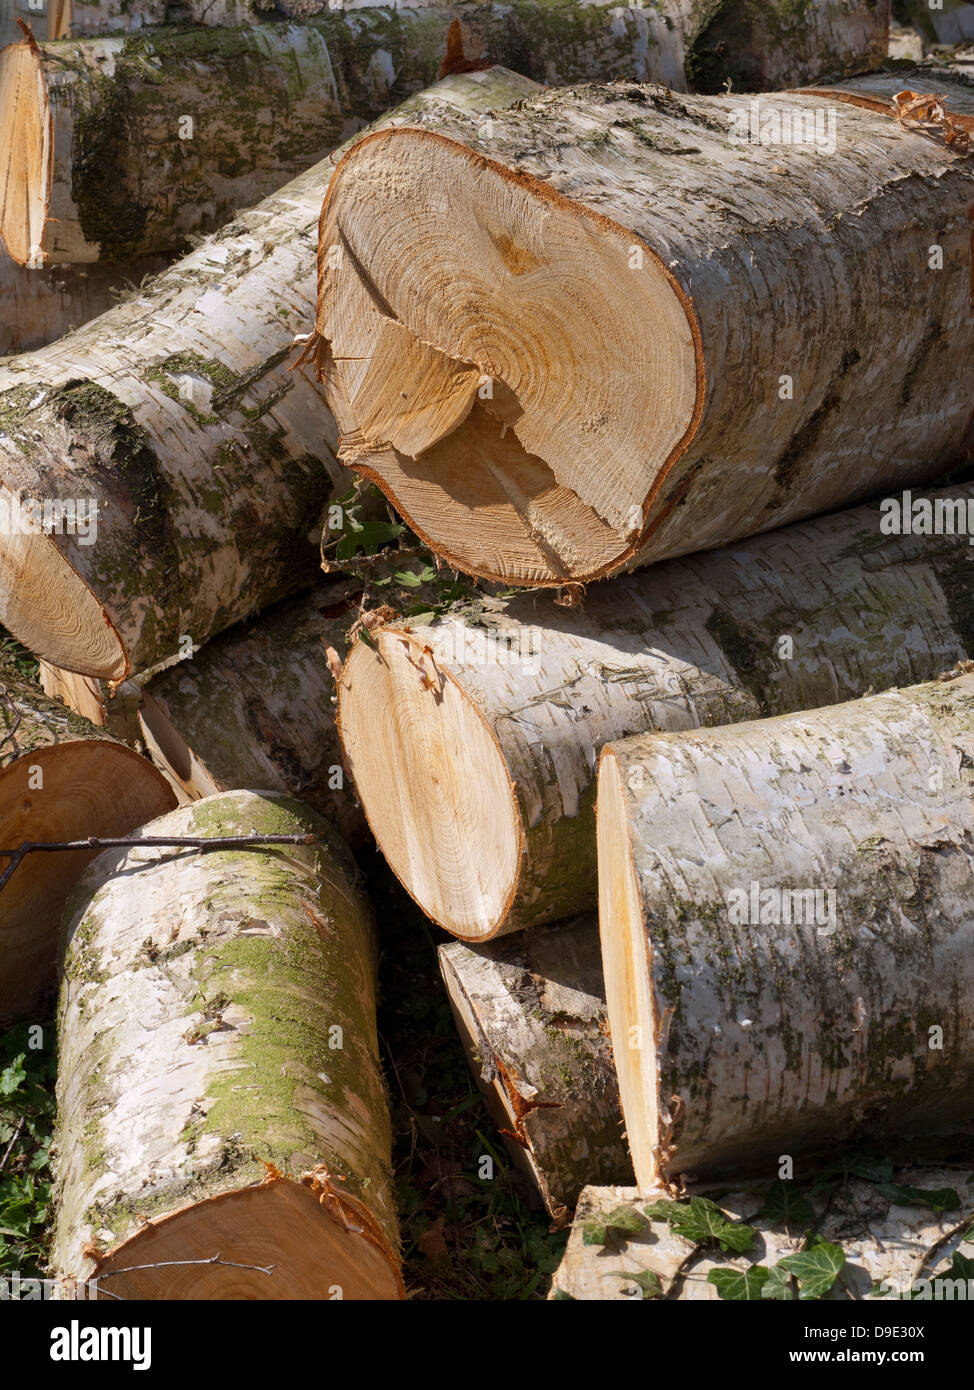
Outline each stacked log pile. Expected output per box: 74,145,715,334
2,3,973,1306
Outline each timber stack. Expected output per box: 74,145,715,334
1,0,973,1308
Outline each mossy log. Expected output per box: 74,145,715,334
440,915,631,1223
598,675,974,1190
139,584,366,846
0,252,168,355
52,0,890,94
550,1173,974,1300
338,481,974,941
312,67,973,586
52,789,402,1299
0,652,175,1025
0,69,536,684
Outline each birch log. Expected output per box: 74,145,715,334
0,652,175,1025
0,69,537,684
440,915,631,1222
312,68,974,587
52,790,402,1299
0,253,167,356
597,674,974,1190
550,1173,974,1300
138,584,366,846
338,481,974,941
50,0,890,94
0,14,514,268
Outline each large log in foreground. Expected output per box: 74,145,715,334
439,915,631,1222
0,68,537,683
338,482,974,941
0,654,175,1025
597,675,974,1191
550,1173,974,1300
53,790,402,1299
139,584,366,846
313,69,974,587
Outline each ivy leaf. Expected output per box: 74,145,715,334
778,1242,845,1299
334,518,404,560
551,1287,575,1300
762,1263,796,1300
644,1196,755,1253
707,1265,770,1300
873,1183,960,1215
582,1205,646,1246
611,1270,663,1300
758,1180,815,1229
949,1249,974,1281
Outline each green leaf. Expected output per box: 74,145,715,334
611,1270,662,1299
581,1205,645,1246
778,1242,845,1299
551,1288,575,1300
873,1183,960,1215
707,1265,770,1300
949,1249,974,1281
762,1263,796,1300
644,1196,755,1253
0,1055,26,1096
758,1180,815,1229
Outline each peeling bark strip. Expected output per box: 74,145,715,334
597,675,974,1190
551,1173,974,1300
0,254,169,356
55,0,890,94
338,481,974,941
139,583,366,847
313,66,974,587
439,915,631,1222
53,790,402,1300
0,653,174,1026
0,69,537,684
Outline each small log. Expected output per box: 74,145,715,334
439,915,632,1222
338,482,974,940
550,1173,974,1300
52,790,402,1299
0,67,537,683
597,675,974,1189
139,584,366,846
312,67,974,586
0,653,175,1025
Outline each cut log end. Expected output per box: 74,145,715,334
0,40,50,267
318,128,701,585
596,748,661,1190
89,1180,403,1301
338,627,522,940
0,502,128,681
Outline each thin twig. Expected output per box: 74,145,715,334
93,1254,276,1300
0,690,23,759
0,1116,25,1175
0,832,316,895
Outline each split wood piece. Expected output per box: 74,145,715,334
52,789,402,1300
313,68,974,586
0,253,169,355
598,674,974,1190
0,68,537,684
338,481,974,941
139,584,367,846
0,13,551,268
550,1173,974,1300
0,653,175,1025
439,915,632,1223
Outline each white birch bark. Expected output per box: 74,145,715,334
597,674,974,1188
52,789,402,1299
312,66,973,586
338,481,974,940
439,914,632,1221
